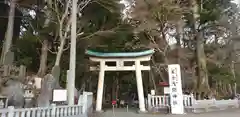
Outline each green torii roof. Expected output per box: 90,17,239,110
85,49,155,58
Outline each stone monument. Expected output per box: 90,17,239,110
37,74,58,107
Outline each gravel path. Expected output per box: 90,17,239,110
91,108,240,117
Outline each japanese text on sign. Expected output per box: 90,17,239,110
168,64,184,114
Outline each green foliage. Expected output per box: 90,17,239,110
13,31,40,71
80,0,139,52
87,26,136,52
81,0,122,33
182,0,232,28
208,65,234,84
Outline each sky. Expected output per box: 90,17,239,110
233,0,239,5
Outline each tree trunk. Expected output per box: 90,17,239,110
37,39,49,77
112,77,116,100
176,20,185,88
229,15,238,97
196,33,209,92
116,77,119,101
149,69,157,93
42,0,65,68
230,61,237,96
1,0,16,64
176,20,184,64
151,59,167,82
192,0,209,93
112,84,115,101
54,38,66,66
227,84,233,96
223,84,228,96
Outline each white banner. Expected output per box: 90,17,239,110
168,64,184,114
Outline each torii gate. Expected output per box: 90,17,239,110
85,49,155,112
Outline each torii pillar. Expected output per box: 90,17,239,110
85,49,155,112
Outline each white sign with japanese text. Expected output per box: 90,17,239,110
53,89,67,102
168,64,184,114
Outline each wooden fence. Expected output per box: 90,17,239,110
0,104,82,117
147,94,239,111
147,94,194,109
0,92,93,117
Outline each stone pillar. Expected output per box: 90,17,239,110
135,60,146,112
96,61,105,112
